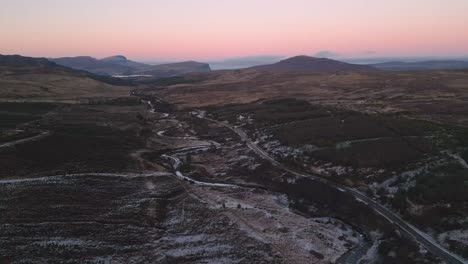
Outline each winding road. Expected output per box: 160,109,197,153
198,114,467,264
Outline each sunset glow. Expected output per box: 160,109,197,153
1,0,467,60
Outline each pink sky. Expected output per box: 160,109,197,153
1,0,467,61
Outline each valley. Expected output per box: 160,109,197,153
2,1,468,263
0,55,467,264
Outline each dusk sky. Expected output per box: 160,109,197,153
1,0,468,61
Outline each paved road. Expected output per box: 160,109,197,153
201,115,467,264
0,172,173,185
445,151,468,169
0,130,50,149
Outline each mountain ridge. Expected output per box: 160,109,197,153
51,56,141,75
51,55,211,77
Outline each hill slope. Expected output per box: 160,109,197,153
0,55,130,101
371,60,468,71
250,56,377,72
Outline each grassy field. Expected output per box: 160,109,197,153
0,59,132,102
211,99,452,170
312,137,433,168
389,163,468,257
156,69,468,127
0,102,148,178
0,123,142,177
0,102,58,129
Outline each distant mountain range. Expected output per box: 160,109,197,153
370,60,468,71
133,61,211,78
51,56,139,76
208,55,286,70
7,54,468,80
50,55,211,77
249,56,378,72
207,55,468,71
100,55,148,69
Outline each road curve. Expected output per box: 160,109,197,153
199,114,467,264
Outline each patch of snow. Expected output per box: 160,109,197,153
164,244,232,258
35,238,89,247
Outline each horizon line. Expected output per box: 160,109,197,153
2,53,468,64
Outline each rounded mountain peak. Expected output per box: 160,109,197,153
281,55,330,63
101,55,128,62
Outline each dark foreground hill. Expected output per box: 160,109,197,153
0,55,59,68
0,54,131,101
249,55,377,73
